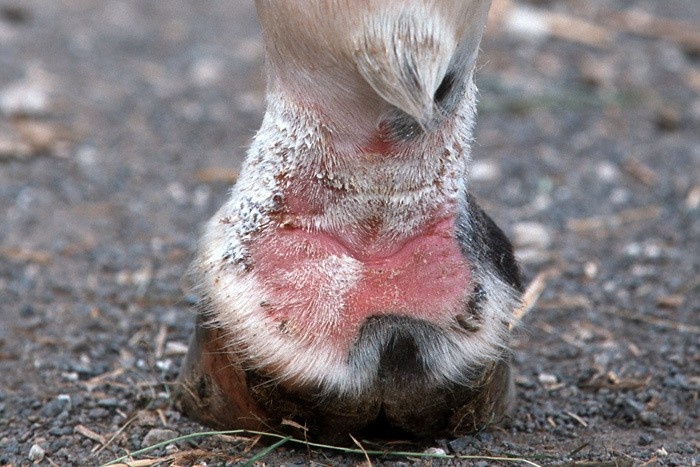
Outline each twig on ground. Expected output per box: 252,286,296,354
565,411,589,428
75,424,107,447
566,206,662,233
94,414,139,458
603,9,700,53
154,325,167,360
195,167,239,184
83,369,126,391
488,0,614,48
350,434,373,467
604,309,700,335
512,269,553,328
0,247,52,264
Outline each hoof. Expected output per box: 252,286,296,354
174,314,271,432
175,313,514,441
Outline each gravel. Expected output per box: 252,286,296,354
0,0,698,465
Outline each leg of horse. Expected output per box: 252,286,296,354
175,0,522,441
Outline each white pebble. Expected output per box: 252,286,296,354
0,81,49,116
470,160,500,182
512,222,552,249
538,373,558,385
423,447,447,456
28,444,45,462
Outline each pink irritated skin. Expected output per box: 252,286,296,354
248,133,473,353
250,219,471,351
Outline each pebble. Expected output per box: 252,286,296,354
512,222,552,249
0,437,20,455
448,435,476,453
189,57,224,87
595,161,620,182
471,160,501,181
639,410,661,426
423,447,446,456
639,433,654,446
40,395,71,417
513,222,553,264
624,397,645,416
0,79,49,116
97,398,119,407
165,443,179,455
27,444,45,462
88,408,110,418
538,373,558,386
141,429,179,449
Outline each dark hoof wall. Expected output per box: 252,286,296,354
175,316,514,442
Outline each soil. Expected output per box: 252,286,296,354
0,1,698,465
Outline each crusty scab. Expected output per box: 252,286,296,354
179,0,520,438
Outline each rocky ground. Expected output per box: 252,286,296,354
0,1,698,465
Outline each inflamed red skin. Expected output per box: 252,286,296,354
175,0,522,441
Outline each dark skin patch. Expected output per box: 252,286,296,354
458,195,523,292
434,71,456,106
357,315,428,381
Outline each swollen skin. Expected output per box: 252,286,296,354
175,0,522,440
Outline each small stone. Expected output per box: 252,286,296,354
583,261,598,279
88,408,110,418
595,161,620,182
28,444,45,462
471,160,500,182
538,373,558,386
41,395,71,417
61,372,79,382
639,410,661,426
141,429,179,449
164,443,179,455
664,373,688,389
512,222,552,249
190,57,224,87
514,247,552,265
423,447,446,456
97,398,119,407
133,409,159,427
20,304,35,317
448,436,475,453
0,80,49,116
638,433,654,446
1,437,20,455
624,397,645,416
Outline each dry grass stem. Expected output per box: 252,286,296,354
195,167,239,184
488,0,613,48
566,206,661,233
604,10,700,53
606,309,700,335
75,425,107,446
350,434,373,467
512,269,552,328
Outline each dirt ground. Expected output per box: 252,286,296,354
0,1,698,465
